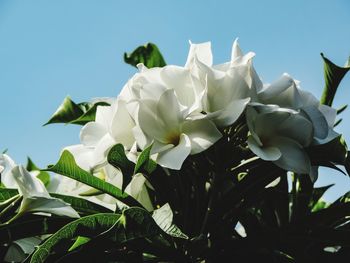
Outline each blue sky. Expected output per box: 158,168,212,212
0,0,349,200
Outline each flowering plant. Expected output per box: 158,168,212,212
1,40,350,262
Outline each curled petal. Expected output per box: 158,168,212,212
183,119,222,154
247,135,281,161
271,137,311,174
156,134,191,170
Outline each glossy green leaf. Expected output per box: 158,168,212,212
44,96,109,126
134,143,157,175
69,102,109,125
124,43,166,68
107,144,134,193
0,214,73,244
0,188,18,202
0,188,112,215
50,193,113,215
152,203,188,239
30,213,121,262
45,150,142,208
30,208,163,263
68,236,91,252
26,157,50,186
320,53,350,106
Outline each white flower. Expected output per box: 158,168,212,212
246,103,313,174
185,39,255,127
63,98,154,211
79,98,136,166
0,154,79,218
256,73,338,144
120,64,203,117
134,89,222,170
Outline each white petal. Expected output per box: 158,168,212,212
93,133,116,165
125,174,153,211
20,196,80,218
80,122,107,147
318,104,337,127
302,106,328,139
185,41,213,68
156,134,191,170
157,89,183,131
11,166,49,198
247,136,281,161
258,73,294,101
64,144,95,171
110,100,135,149
212,98,250,127
0,154,17,188
231,38,243,60
95,105,113,127
183,119,222,154
137,99,169,142
161,66,199,110
277,113,314,147
271,137,311,174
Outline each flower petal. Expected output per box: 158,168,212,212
183,119,222,154
80,122,107,147
247,135,281,161
156,134,191,170
271,137,311,174
0,154,17,188
212,97,250,127
185,41,213,68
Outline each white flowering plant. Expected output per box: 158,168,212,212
1,41,350,263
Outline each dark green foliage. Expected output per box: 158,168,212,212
124,43,166,68
44,96,109,126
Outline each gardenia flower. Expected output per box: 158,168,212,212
0,154,79,218
246,103,313,174
63,98,154,211
184,39,255,127
134,88,222,169
120,64,203,116
256,73,338,144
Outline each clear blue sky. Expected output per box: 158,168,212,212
0,0,349,200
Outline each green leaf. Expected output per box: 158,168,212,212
307,135,347,165
0,214,73,244
152,203,188,239
45,150,142,208
69,102,109,125
30,208,163,263
124,43,166,68
68,236,91,252
320,53,350,106
107,144,135,193
50,193,113,215
0,188,18,202
309,184,334,210
44,96,84,125
44,96,109,126
30,213,121,262
337,104,348,115
0,188,112,215
26,157,50,186
344,151,350,176
134,143,157,175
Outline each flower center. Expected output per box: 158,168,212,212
165,132,180,146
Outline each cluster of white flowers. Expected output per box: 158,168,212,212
55,40,338,210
